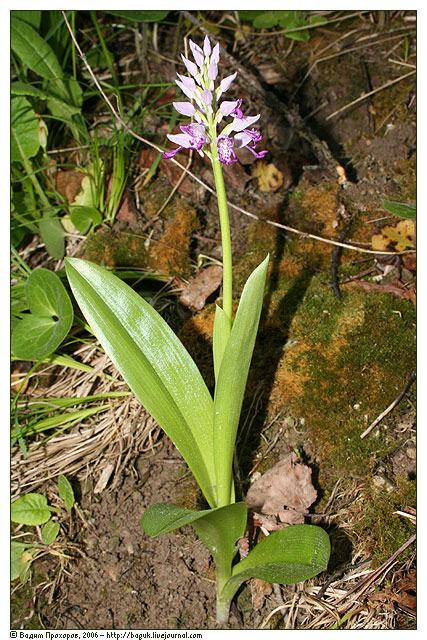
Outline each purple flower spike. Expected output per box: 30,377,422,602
203,35,211,57
217,136,238,165
189,39,205,68
181,54,198,78
173,101,197,117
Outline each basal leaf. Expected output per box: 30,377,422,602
192,502,247,576
221,524,330,603
65,258,216,507
11,493,51,526
213,255,269,505
141,500,247,570
141,502,213,537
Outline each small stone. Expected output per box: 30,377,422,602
373,475,386,488
406,447,416,460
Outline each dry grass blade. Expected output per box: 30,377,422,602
11,349,161,499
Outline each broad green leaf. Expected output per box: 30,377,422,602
11,96,40,163
221,524,330,603
11,10,42,29
70,206,102,233
11,268,73,360
106,10,170,22
212,304,231,383
58,475,75,510
39,210,65,260
382,199,416,219
11,541,34,581
253,13,279,29
213,255,269,506
309,15,328,26
141,500,247,571
65,258,217,507
192,503,247,580
41,521,60,545
141,502,213,537
11,493,51,525
11,16,63,81
238,11,265,21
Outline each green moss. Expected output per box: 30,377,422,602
352,477,416,567
84,226,148,268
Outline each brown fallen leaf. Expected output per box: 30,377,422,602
179,265,223,312
53,169,86,204
246,452,317,531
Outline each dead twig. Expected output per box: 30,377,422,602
360,371,416,438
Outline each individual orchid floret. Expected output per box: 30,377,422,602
217,136,237,165
163,123,209,159
162,35,267,165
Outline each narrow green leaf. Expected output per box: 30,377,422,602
213,255,269,505
41,521,60,545
65,258,216,507
212,304,231,383
11,493,51,525
221,524,330,603
10,404,110,439
382,199,416,219
58,475,75,510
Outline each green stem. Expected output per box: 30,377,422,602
210,145,233,325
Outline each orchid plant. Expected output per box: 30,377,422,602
65,36,330,625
